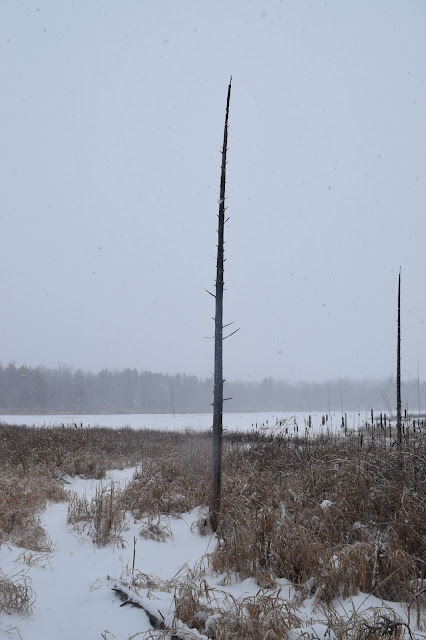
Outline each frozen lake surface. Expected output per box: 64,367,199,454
0,410,375,433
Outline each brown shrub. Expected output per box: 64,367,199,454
122,439,210,518
211,431,426,603
67,482,126,546
0,571,35,616
0,468,65,549
139,514,173,542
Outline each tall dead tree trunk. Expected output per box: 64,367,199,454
396,268,402,445
209,77,232,533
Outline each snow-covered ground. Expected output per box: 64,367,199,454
0,468,212,639
1,468,423,640
0,411,372,433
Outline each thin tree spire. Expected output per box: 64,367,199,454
209,77,232,532
396,267,402,444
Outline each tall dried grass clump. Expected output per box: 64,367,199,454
211,431,426,603
67,482,126,546
173,578,303,640
139,514,173,542
122,437,211,518
214,591,302,640
315,602,409,640
0,571,35,616
0,467,65,550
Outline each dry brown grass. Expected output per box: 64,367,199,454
0,423,158,477
67,482,126,546
0,422,212,550
122,452,210,519
210,431,426,605
0,467,65,550
314,602,410,640
0,569,35,616
139,515,173,542
117,557,304,640
0,420,425,629
173,579,303,640
121,562,419,640
113,425,425,638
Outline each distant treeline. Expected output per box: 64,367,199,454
0,362,424,414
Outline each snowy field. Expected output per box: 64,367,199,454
2,411,421,639
0,411,374,433
1,468,420,640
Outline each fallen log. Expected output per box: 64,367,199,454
112,586,166,630
111,584,209,640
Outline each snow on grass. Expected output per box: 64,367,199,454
0,468,213,640
1,465,425,640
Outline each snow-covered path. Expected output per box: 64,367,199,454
1,469,213,640
1,469,424,640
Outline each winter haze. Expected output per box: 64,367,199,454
1,1,425,383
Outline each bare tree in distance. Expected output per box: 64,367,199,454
209,77,234,533
396,268,402,444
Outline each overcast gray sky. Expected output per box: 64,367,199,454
1,1,425,382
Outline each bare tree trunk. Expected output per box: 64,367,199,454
396,268,402,445
209,78,232,533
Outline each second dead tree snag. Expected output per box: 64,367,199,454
396,268,402,445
